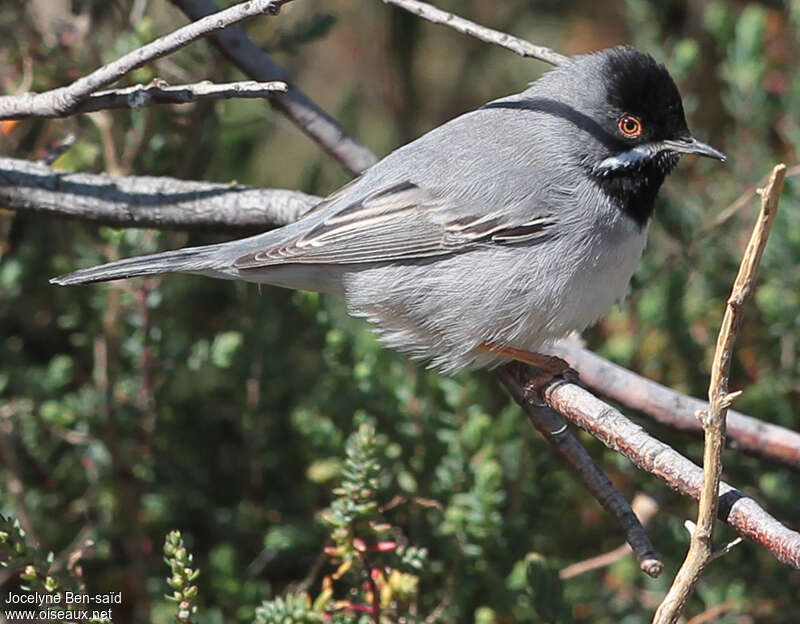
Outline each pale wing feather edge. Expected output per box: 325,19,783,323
233,181,555,269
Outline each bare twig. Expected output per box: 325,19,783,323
70,79,287,114
685,600,741,624
47,424,99,446
552,340,800,471
0,157,317,232
559,493,660,579
648,165,800,286
688,164,800,245
0,0,293,120
381,0,570,66
39,133,77,166
708,536,743,562
499,367,662,577
49,525,96,574
539,378,800,570
653,165,787,623
170,0,378,175
287,551,327,593
423,571,454,623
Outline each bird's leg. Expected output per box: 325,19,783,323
479,343,578,402
480,344,572,372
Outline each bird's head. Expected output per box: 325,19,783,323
517,45,726,226
579,46,726,178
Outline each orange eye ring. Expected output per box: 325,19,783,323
618,114,643,138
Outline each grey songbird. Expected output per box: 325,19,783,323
52,46,726,373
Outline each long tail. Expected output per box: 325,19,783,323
50,244,221,286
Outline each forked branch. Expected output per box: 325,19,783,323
499,367,662,578
65,79,288,114
0,0,293,120
653,165,787,623
534,377,800,570
170,0,378,175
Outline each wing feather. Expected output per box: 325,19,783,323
233,181,555,269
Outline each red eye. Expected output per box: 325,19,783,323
618,114,643,138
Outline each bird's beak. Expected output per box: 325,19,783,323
662,137,727,162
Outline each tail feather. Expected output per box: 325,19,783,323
50,245,219,286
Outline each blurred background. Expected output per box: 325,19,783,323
0,0,798,622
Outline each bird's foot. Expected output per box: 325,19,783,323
483,343,578,404
520,365,578,404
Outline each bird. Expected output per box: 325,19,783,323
52,46,726,375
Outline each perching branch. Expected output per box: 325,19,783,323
653,164,787,623
170,0,378,175
0,0,293,120
552,340,800,471
534,377,800,570
0,157,317,232
66,79,288,114
499,367,663,578
381,0,570,66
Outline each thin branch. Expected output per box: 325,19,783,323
170,0,378,175
71,79,288,114
39,133,77,166
653,164,787,624
49,524,96,574
0,0,293,120
422,571,454,624
646,165,800,291
688,164,800,245
499,367,663,577
708,535,743,563
685,600,741,624
535,379,800,570
381,0,570,66
552,340,800,471
0,157,318,232
558,493,660,579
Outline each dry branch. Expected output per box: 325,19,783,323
170,0,378,175
653,164,787,623
71,79,288,114
499,367,662,577
535,379,800,569
381,0,570,66
552,340,800,471
0,0,293,120
559,493,660,579
0,157,317,232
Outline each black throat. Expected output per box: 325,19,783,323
590,156,677,228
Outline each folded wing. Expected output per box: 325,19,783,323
233,181,555,268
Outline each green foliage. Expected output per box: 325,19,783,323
514,553,571,623
1,2,799,623
164,530,201,623
324,423,384,558
253,593,324,624
0,513,112,623
0,513,60,594
256,423,424,622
